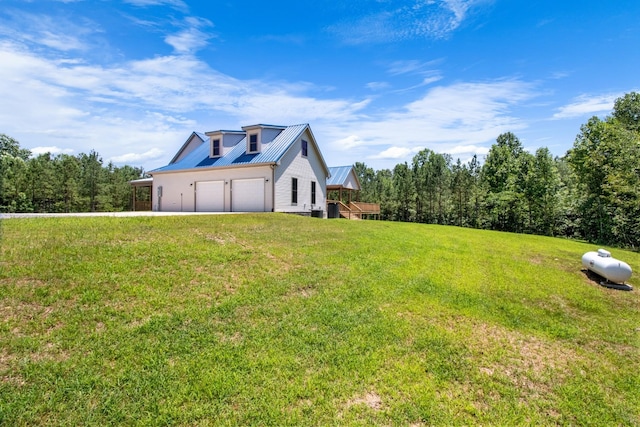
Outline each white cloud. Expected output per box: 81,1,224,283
110,148,165,164
0,8,532,172
124,0,188,11
329,0,488,44
333,135,366,150
30,146,75,156
319,78,535,166
552,94,618,119
392,74,444,94
369,146,419,159
366,81,391,91
164,17,215,54
165,28,210,54
387,59,442,76
0,11,93,52
0,40,371,168
421,76,443,86
448,144,489,155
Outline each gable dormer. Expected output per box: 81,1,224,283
241,124,286,154
204,130,245,158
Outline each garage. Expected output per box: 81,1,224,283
232,178,265,212
195,180,224,212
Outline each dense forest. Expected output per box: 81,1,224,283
1,92,638,248
0,143,145,213
353,92,639,249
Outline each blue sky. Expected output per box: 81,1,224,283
1,0,638,171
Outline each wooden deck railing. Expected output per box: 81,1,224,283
327,200,380,219
134,201,152,211
350,202,380,214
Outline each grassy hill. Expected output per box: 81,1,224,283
1,214,638,426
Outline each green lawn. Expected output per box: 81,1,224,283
1,214,638,426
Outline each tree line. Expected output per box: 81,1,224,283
0,137,146,213
353,92,640,249
2,92,638,248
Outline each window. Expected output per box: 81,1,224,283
249,133,258,153
212,138,221,157
301,140,308,157
291,177,298,205
311,181,316,205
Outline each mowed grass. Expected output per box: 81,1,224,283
0,214,638,426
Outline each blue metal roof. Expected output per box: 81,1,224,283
151,124,311,173
327,166,356,187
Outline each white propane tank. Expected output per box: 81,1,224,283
581,249,632,284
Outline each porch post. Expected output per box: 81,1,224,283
133,186,137,211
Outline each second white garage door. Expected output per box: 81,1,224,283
232,178,265,212
195,180,224,212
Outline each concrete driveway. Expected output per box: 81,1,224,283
0,211,254,219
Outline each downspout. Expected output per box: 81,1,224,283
271,163,276,212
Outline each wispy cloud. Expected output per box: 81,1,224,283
552,94,619,119
387,59,442,76
164,17,215,54
366,81,391,91
328,0,488,44
0,10,96,51
124,0,188,12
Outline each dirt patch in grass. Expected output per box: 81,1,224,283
204,233,235,245
0,278,49,289
0,349,14,373
1,348,25,387
29,342,70,364
283,285,317,300
444,318,582,399
216,331,244,345
1,299,55,329
528,256,544,265
1,372,26,387
345,391,383,411
124,316,153,330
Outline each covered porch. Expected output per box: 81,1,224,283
326,166,380,220
129,177,153,211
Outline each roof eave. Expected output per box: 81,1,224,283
150,162,277,175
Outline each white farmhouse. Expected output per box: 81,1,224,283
148,123,329,215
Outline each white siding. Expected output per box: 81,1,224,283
273,129,327,213
343,170,360,191
151,165,273,212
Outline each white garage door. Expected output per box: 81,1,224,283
232,178,265,212
195,180,224,212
